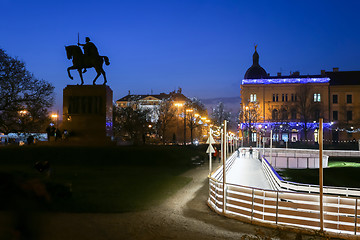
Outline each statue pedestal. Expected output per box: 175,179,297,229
63,85,113,142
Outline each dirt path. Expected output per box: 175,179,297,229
12,162,334,239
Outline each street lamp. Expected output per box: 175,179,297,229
51,111,59,128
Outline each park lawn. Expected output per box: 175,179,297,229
0,145,206,213
278,157,360,188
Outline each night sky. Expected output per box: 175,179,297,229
2,0,360,112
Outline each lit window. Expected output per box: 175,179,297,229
314,93,321,102
250,94,257,102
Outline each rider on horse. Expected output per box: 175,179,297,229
78,37,99,73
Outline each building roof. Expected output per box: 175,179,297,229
116,92,189,102
325,71,360,85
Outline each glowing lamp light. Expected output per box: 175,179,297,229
19,110,28,115
194,113,200,117
51,114,58,119
174,103,184,107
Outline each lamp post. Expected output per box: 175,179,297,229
186,109,194,144
174,103,184,144
246,106,251,145
183,108,186,145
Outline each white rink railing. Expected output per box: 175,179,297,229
208,149,360,237
262,157,360,197
263,148,329,169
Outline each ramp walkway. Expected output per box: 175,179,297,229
226,152,271,189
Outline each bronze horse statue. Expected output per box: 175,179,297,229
65,45,110,85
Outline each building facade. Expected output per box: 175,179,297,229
241,48,360,145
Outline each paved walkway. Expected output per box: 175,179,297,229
226,152,272,189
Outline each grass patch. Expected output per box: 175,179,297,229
278,157,360,188
0,145,206,213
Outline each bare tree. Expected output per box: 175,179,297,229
211,102,231,126
185,98,207,144
295,84,321,140
113,104,151,144
155,98,176,144
240,102,261,143
0,49,54,134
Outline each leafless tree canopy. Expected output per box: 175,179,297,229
0,49,54,134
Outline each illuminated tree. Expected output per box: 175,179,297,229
0,49,54,134
240,102,261,143
185,98,207,144
211,102,231,126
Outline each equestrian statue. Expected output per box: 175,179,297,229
65,37,110,85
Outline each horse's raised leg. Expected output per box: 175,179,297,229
78,69,84,85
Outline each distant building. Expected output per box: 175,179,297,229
241,48,360,144
116,89,189,122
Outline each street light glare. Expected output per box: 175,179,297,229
174,103,184,107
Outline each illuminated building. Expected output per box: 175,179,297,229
116,89,189,122
241,48,360,144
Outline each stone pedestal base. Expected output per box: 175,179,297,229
63,85,113,142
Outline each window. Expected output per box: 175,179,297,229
332,95,338,104
272,94,275,102
272,109,278,120
291,94,294,102
276,94,279,102
347,94,352,104
282,94,284,102
333,111,338,120
285,94,288,102
295,94,297,101
347,111,352,121
250,94,257,103
314,93,321,102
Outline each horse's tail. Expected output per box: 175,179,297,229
102,56,110,66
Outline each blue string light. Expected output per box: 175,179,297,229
242,77,330,85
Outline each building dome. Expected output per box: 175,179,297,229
244,47,268,79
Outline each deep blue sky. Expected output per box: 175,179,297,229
2,0,360,112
